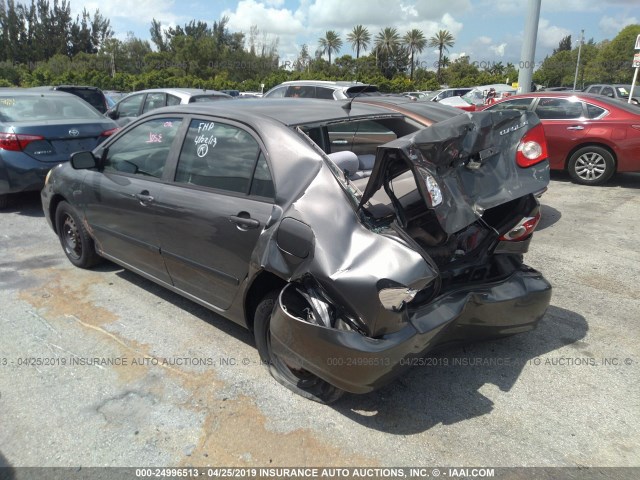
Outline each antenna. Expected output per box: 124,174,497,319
341,83,372,112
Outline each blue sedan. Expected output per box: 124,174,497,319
0,89,119,209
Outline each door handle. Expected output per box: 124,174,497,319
566,126,585,130
331,139,349,144
228,214,260,230
133,191,154,204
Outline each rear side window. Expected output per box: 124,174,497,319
586,103,607,119
175,119,272,196
586,86,602,94
534,98,584,119
142,93,166,113
167,94,181,106
316,87,335,99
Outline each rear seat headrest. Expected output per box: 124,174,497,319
326,151,359,176
357,154,375,171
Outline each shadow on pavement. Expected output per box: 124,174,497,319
551,171,640,189
537,204,561,231
0,192,44,217
114,269,255,348
0,450,15,479
333,305,588,433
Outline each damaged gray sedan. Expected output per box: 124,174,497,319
41,99,552,403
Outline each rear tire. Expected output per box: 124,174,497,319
567,146,615,186
0,194,7,210
254,290,344,404
55,201,102,268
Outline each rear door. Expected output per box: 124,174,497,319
156,117,275,309
82,117,185,282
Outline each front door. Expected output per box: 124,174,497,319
82,117,184,283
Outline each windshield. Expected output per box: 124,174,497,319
462,89,484,105
189,95,230,103
0,94,105,122
615,85,640,98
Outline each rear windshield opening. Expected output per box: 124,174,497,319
345,86,381,97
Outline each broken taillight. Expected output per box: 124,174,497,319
516,123,548,168
500,211,541,241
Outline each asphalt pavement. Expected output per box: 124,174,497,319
0,172,638,468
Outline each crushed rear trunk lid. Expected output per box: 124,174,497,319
358,110,550,234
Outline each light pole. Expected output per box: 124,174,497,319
517,0,542,93
573,30,584,92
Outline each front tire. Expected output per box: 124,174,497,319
567,146,615,185
55,201,102,268
254,291,344,404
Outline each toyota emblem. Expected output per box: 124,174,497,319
69,129,80,137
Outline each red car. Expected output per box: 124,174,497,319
484,92,640,185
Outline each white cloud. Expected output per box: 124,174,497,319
223,0,306,35
477,36,493,45
537,18,572,50
489,42,507,57
599,15,639,36
78,0,180,27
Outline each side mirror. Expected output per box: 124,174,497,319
106,109,119,120
70,151,98,170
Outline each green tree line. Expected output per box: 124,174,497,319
0,1,638,93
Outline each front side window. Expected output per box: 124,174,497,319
285,86,315,98
534,98,584,120
175,119,271,195
103,118,183,178
488,98,533,112
601,87,614,98
264,86,286,98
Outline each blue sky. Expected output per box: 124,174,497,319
75,0,638,68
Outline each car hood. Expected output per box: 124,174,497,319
358,110,550,234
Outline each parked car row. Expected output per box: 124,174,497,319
2,77,637,403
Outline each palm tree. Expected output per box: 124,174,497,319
375,27,400,57
318,30,343,65
346,25,370,59
428,29,455,82
403,29,426,80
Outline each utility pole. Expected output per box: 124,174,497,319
517,0,542,94
573,30,584,92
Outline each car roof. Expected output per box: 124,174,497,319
492,91,640,113
147,98,404,126
0,89,79,98
125,88,229,97
276,80,371,89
